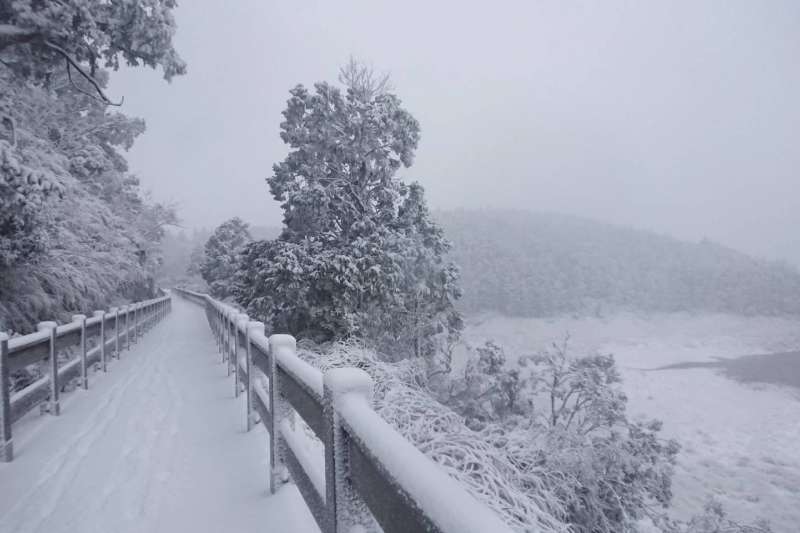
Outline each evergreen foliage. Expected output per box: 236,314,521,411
199,217,251,299
236,63,461,359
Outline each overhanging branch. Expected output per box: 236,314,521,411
44,40,124,106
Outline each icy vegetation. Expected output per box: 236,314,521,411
0,1,185,332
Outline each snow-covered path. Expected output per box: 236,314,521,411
0,298,319,533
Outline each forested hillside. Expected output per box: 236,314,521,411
0,1,184,332
438,209,800,317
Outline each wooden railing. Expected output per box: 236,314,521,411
174,287,513,533
0,294,172,462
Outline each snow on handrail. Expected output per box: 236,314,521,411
174,287,515,533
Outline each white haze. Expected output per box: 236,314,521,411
109,0,800,265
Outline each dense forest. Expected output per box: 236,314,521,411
438,209,800,317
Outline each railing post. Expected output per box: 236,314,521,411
93,311,106,372
110,307,119,359
0,333,12,461
245,321,264,431
123,305,130,351
217,307,224,359
227,311,236,377
136,303,141,340
323,368,375,533
133,304,139,340
129,304,134,347
224,310,231,367
72,314,88,389
233,313,247,397
224,310,230,375
115,307,121,356
37,321,59,416
268,334,295,494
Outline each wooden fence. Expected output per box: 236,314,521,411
174,287,513,533
0,294,172,462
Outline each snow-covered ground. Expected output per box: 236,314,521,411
0,298,318,533
464,312,800,533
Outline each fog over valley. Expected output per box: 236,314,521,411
109,0,800,267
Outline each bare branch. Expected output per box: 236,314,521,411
45,40,123,106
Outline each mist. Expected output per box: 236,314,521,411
3,3,800,532
109,0,800,265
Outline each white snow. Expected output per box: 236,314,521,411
0,298,319,533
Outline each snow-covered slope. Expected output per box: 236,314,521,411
0,298,319,533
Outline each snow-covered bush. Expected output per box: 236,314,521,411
440,338,681,533
297,339,569,533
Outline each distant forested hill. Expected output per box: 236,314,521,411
437,209,800,317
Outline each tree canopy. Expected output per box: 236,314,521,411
200,217,252,299
236,63,462,359
0,1,183,331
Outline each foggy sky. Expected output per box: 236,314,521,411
109,1,800,265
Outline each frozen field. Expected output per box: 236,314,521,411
465,312,800,532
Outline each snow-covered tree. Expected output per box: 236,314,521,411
0,1,184,332
0,0,185,100
235,62,461,359
200,218,251,299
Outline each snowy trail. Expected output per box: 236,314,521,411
0,298,318,533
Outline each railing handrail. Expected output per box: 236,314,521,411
174,286,514,533
0,293,172,462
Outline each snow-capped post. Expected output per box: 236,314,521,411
323,368,375,533
233,313,241,395
227,310,235,375
228,311,235,375
93,311,106,372
37,321,60,416
135,303,140,338
110,307,119,359
130,304,137,345
72,314,88,389
0,332,12,461
225,310,232,376
217,307,224,359
268,334,295,494
234,313,248,398
123,305,130,351
231,312,239,378
215,305,221,353
245,321,264,431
